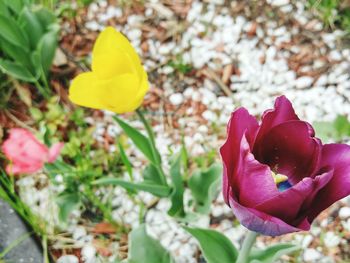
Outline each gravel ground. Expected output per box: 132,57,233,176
16,0,350,262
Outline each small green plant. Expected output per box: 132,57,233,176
307,0,350,34
168,56,193,74
314,115,350,142
0,0,59,98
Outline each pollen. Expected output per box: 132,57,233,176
271,171,289,185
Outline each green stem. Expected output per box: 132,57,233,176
34,80,50,99
42,235,49,263
236,231,258,263
136,109,156,147
136,109,167,186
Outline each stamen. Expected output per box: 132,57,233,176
271,171,288,184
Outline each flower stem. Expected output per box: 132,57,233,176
136,109,167,185
236,230,258,263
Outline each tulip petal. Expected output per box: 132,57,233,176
48,142,64,163
6,163,43,175
2,128,48,165
102,73,145,113
220,108,259,203
228,193,309,236
237,136,280,208
92,50,135,79
92,27,142,78
308,144,350,221
253,120,321,184
255,96,299,144
255,169,333,224
69,72,106,110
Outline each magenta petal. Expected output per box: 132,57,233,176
228,194,309,236
255,96,299,143
237,136,279,208
255,169,333,224
308,144,350,221
253,120,321,184
220,108,259,203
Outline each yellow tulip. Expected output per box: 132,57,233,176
69,27,149,113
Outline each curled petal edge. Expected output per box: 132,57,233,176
228,192,310,236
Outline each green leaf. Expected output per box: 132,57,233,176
183,226,238,263
313,121,337,142
56,192,80,222
143,164,164,185
0,14,29,48
334,115,350,138
0,35,33,69
0,59,36,82
128,224,174,263
188,163,222,214
93,178,171,197
118,142,133,179
18,7,44,48
0,1,10,18
35,30,58,76
249,243,300,263
34,7,56,30
168,153,185,217
113,116,160,165
3,0,24,14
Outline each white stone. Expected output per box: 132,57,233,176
81,244,96,263
57,255,79,263
72,226,87,240
324,232,341,248
267,0,290,6
303,248,322,262
295,76,313,89
169,93,184,105
339,207,350,219
302,235,313,248
202,110,217,121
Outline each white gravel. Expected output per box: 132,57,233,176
16,0,350,262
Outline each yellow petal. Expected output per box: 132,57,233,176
68,72,106,110
101,73,145,113
92,27,143,78
134,70,149,102
92,50,134,80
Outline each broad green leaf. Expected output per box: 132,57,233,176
188,163,222,214
143,164,164,186
3,0,24,14
34,8,56,30
35,30,58,76
93,178,171,197
113,116,160,165
249,243,300,263
0,14,29,48
0,59,36,82
183,226,238,263
18,7,44,48
0,1,10,17
56,192,80,222
118,142,133,179
168,153,185,217
0,35,33,68
128,224,174,263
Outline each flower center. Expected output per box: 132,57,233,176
271,171,291,191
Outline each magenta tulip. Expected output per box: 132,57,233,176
220,96,350,236
2,128,64,175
